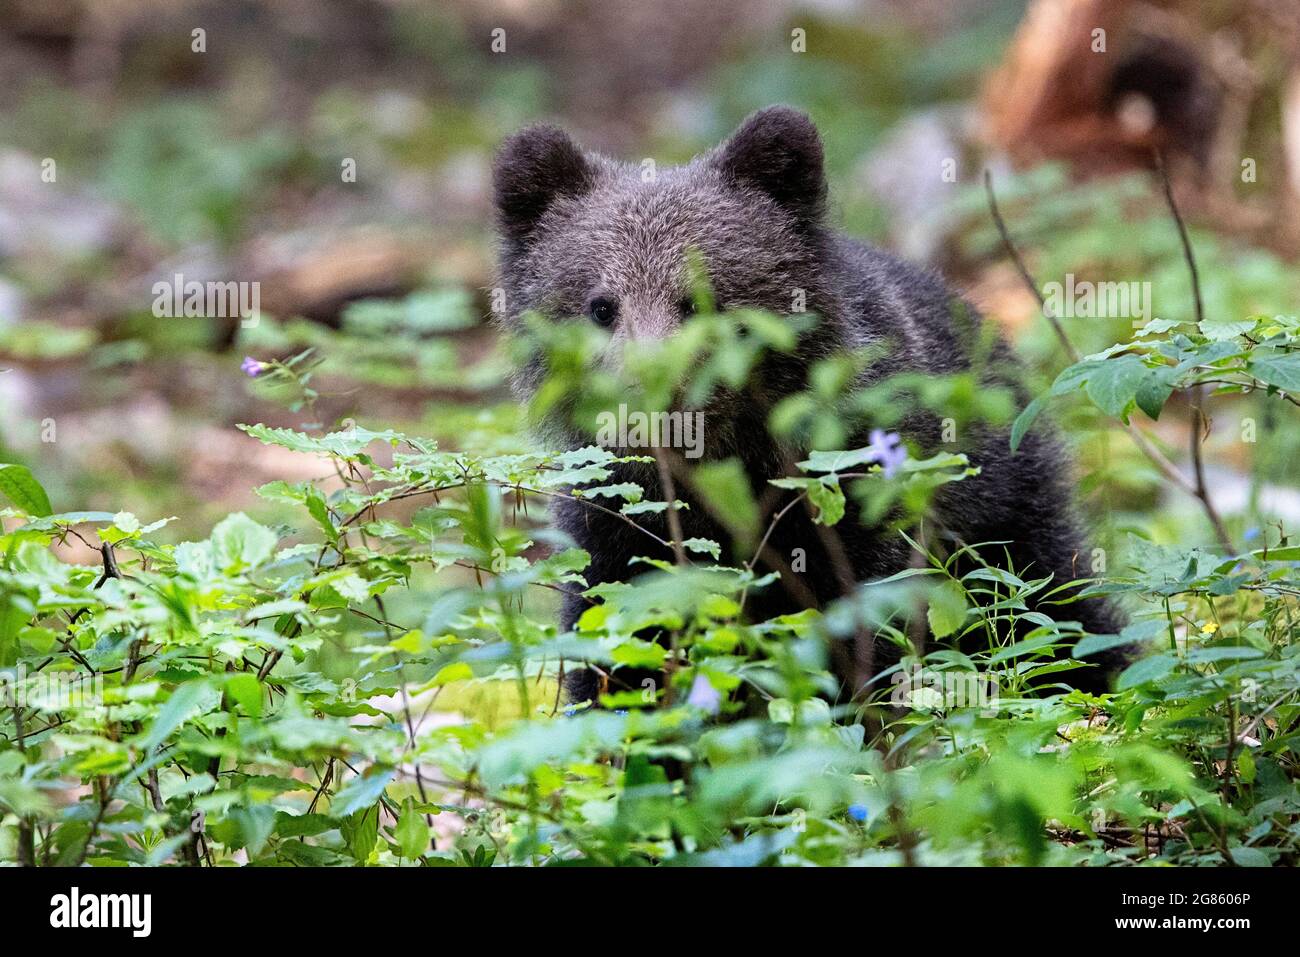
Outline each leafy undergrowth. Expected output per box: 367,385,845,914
3,299,1300,867
0,416,1297,867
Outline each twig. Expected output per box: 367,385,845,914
12,701,34,866
74,776,112,867
373,592,436,837
1221,697,1238,812
1236,688,1299,742
95,542,121,587
746,490,809,573
985,168,1234,553
307,758,335,815
1154,151,1203,328
658,449,819,609
143,766,200,866
651,447,689,566
740,489,810,612
1186,794,1237,867
984,170,1079,363
1154,150,1234,554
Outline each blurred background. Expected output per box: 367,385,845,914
1,0,1298,556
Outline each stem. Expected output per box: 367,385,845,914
652,447,689,566
1154,151,1203,328
12,702,34,867
1154,151,1233,554
984,170,1079,363
985,168,1234,554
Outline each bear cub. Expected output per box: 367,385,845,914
492,106,1124,702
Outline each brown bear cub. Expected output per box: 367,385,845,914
492,106,1124,703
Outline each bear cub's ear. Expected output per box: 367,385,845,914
713,106,826,223
493,125,593,243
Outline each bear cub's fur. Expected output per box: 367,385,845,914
492,106,1124,701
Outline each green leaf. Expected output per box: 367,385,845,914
0,464,52,517
926,579,968,639
225,673,264,718
305,487,338,542
1250,353,1300,393
331,767,394,818
1117,654,1178,690
622,499,675,515
1010,395,1047,453
577,482,643,501
806,477,846,526
612,638,667,669
1198,317,1256,341
682,537,722,559
1186,646,1263,664
210,512,277,574
1236,750,1256,785
394,800,430,859
274,812,337,838
691,458,760,549
240,423,404,460
427,662,473,687
229,804,276,856
138,680,208,754
1227,846,1271,867
1134,366,1177,421
1084,355,1148,420
340,804,380,864
18,510,116,530
331,572,371,604
344,289,476,334
276,842,347,866
1073,619,1164,658
1133,317,1183,336
798,447,878,473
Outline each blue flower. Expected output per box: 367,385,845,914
241,356,265,378
847,804,868,822
686,673,722,714
868,429,907,479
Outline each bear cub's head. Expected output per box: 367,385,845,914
492,106,834,354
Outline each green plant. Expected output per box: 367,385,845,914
2,229,1298,867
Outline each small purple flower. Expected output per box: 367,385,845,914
686,673,722,714
847,803,868,822
868,429,906,479
241,356,265,378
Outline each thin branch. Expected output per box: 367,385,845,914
1153,150,1233,554
746,490,809,573
11,701,34,866
1154,151,1204,328
657,449,819,609
652,447,689,566
984,170,1079,363
376,592,435,835
985,168,1234,554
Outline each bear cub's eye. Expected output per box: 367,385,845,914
678,296,697,317
588,296,619,328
